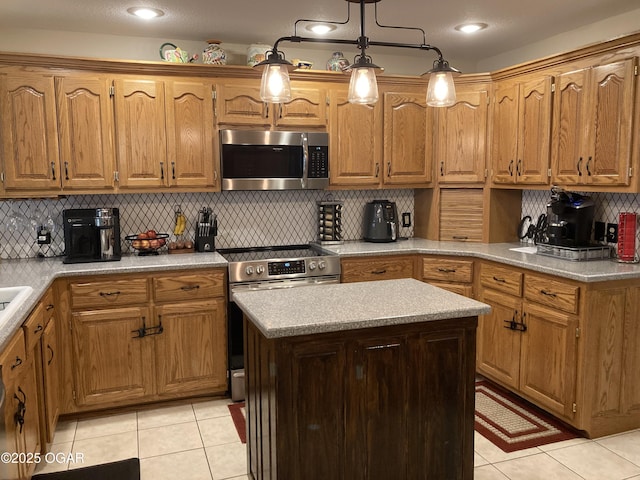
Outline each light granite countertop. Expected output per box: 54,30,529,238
232,278,491,339
0,252,228,350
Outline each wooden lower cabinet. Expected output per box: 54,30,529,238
340,255,416,283
41,317,61,444
245,316,476,480
62,269,227,412
420,256,474,297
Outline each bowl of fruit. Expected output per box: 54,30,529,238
125,230,169,255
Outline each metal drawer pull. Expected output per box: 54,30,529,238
46,304,54,311
452,236,468,240
47,344,54,365
540,289,557,297
508,159,514,176
99,291,121,297
180,285,200,291
10,356,22,370
14,388,26,434
371,269,387,275
34,324,43,334
437,268,457,273
492,276,506,283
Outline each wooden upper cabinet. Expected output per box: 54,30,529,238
215,82,327,128
436,85,488,183
491,76,553,185
551,58,637,187
55,76,116,191
382,92,433,186
165,79,217,189
328,89,383,186
113,78,168,189
0,73,60,192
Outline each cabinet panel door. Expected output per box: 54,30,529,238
276,85,327,127
215,84,269,126
1,74,60,191
55,76,116,191
114,78,168,188
383,92,433,185
517,76,552,185
586,58,636,186
520,301,577,419
490,82,518,184
42,318,61,443
165,79,216,188
154,300,227,396
477,289,521,388
71,307,153,406
329,90,383,186
437,88,488,183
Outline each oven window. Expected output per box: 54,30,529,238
222,145,303,178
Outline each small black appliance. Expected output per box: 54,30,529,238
363,200,399,242
63,208,121,263
544,187,595,247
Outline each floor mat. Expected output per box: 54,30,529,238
32,457,139,480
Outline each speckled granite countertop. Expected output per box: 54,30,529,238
323,239,640,283
233,278,491,339
0,252,228,350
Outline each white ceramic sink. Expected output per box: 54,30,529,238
509,246,538,254
0,286,34,324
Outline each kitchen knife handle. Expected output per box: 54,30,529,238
577,157,582,176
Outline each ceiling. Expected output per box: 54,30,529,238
2,0,639,67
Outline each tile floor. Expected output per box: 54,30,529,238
34,397,640,480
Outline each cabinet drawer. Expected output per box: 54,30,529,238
341,256,415,283
23,302,45,354
427,281,473,298
480,264,522,297
70,278,150,309
0,329,27,385
422,258,473,283
524,274,579,314
153,271,226,302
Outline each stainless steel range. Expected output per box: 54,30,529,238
218,244,341,401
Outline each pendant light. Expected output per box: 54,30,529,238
255,0,460,107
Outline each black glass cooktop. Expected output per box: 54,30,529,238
217,244,330,262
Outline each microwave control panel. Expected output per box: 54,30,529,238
308,146,329,179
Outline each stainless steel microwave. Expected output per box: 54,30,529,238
220,129,329,191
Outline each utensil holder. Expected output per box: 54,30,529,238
317,199,343,244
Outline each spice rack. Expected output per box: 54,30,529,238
317,199,343,245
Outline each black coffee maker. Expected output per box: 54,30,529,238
544,187,595,247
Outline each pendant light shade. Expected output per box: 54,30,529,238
424,58,460,107
255,50,294,103
347,56,382,104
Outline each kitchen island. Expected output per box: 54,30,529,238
233,278,491,480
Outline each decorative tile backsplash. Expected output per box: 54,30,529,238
0,190,414,259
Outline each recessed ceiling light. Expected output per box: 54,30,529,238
306,23,337,35
127,7,165,19
455,23,488,34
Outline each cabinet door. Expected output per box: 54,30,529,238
490,81,518,184
383,92,433,186
42,317,61,443
215,84,270,126
154,300,227,396
585,58,636,186
516,76,552,185
165,79,216,189
276,85,327,128
551,68,589,185
520,301,577,419
439,188,484,242
436,87,488,183
71,307,154,406
477,289,521,389
328,89,383,186
55,76,116,191
114,78,168,188
0,73,60,191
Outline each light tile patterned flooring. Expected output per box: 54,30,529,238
34,397,640,480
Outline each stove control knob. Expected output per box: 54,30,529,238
308,261,317,270
256,265,265,275
245,266,254,276
318,260,326,270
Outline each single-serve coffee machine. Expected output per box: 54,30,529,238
544,187,595,247
63,208,121,263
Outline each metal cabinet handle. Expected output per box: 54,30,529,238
440,161,444,176
508,159,514,176
33,324,43,334
160,161,165,180
99,291,121,297
516,159,522,176
180,285,200,291
46,304,54,311
64,161,69,181
13,387,26,434
47,344,54,366
265,103,269,119
10,356,22,370
492,276,506,283
375,163,380,178
540,289,557,297
437,268,457,273
387,162,391,177
51,162,56,180
586,156,592,176
452,236,468,240
577,157,583,176
371,269,387,275
171,161,176,180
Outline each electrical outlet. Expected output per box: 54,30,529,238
606,223,618,243
594,221,605,242
402,212,412,227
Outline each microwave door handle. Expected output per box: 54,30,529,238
301,133,308,189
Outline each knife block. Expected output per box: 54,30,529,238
195,235,216,252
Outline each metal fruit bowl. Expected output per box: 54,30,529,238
125,233,170,256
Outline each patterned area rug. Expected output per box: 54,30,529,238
228,402,246,444
475,380,581,452
229,381,581,452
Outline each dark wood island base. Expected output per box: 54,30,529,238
244,315,478,480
